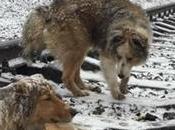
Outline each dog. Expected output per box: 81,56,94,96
22,0,152,100
0,74,76,130
45,123,77,130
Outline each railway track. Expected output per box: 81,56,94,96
1,2,175,130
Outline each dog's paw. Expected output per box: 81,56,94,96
78,84,89,90
81,90,89,96
73,90,89,97
120,87,129,94
111,90,125,100
113,93,125,100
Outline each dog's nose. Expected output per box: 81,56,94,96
70,108,78,117
118,74,124,79
56,93,62,100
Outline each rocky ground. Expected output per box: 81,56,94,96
1,0,175,130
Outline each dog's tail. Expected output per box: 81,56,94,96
22,7,49,62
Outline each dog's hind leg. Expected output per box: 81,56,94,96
75,65,87,90
100,54,125,100
74,52,92,90
62,52,89,97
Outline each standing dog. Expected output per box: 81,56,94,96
23,0,152,100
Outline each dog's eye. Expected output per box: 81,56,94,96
132,36,146,48
56,93,62,100
111,36,123,43
45,97,51,101
117,55,122,60
127,57,132,62
132,38,142,46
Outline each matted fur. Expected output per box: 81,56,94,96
0,75,73,130
23,0,152,99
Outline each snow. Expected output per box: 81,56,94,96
80,70,175,90
153,24,175,33
153,31,167,37
53,80,175,129
0,0,52,41
155,22,175,30
85,57,101,67
131,0,175,9
1,0,175,130
73,116,175,130
0,0,175,41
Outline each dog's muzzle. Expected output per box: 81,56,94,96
118,74,125,79
70,108,78,117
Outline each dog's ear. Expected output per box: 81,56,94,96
36,6,51,23
0,82,29,100
15,81,38,97
111,35,123,44
15,82,25,94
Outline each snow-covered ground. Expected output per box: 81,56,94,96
0,0,175,41
1,0,175,130
0,0,51,41
131,0,175,9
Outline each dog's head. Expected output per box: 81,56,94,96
107,19,152,79
0,75,76,130
9,75,76,124
31,88,75,124
29,81,76,124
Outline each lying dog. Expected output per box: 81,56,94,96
0,75,76,130
23,0,152,99
45,123,77,130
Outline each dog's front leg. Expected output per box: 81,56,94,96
100,54,125,100
120,77,129,94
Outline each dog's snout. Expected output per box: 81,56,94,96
118,74,124,79
70,108,78,117
56,93,62,100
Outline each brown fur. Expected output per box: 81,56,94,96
22,0,152,99
45,123,76,130
0,75,74,130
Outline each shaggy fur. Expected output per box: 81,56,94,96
23,0,152,99
0,75,74,130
